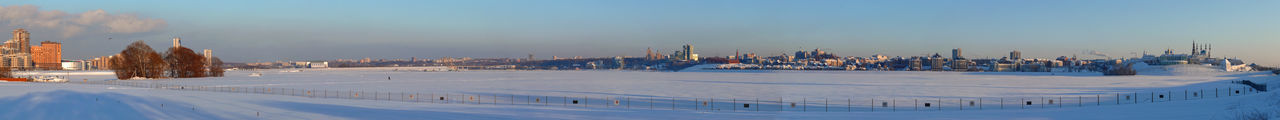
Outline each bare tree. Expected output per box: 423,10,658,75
209,57,225,77
110,55,130,79
164,47,206,78
113,40,167,80
0,66,11,78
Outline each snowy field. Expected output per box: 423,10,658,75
1,65,1277,119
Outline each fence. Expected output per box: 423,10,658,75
64,80,1267,113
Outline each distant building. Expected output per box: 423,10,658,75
202,49,213,68
61,61,83,70
794,51,809,60
930,57,945,71
990,63,1016,72
909,58,923,71
310,61,328,68
645,47,655,60
812,48,825,58
1010,50,1022,60
644,47,665,60
951,59,970,71
682,44,695,61
952,48,963,60
88,55,118,70
172,37,182,48
2,28,32,70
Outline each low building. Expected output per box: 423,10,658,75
61,61,83,70
309,61,329,68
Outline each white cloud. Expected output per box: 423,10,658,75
0,5,166,38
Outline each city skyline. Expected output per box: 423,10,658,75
0,0,1277,66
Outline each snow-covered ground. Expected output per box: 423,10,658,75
1,65,1277,119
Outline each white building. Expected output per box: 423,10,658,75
309,61,328,68
60,61,83,70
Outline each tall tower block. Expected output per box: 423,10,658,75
173,37,182,48
13,28,30,53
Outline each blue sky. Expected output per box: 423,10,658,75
1,0,1277,65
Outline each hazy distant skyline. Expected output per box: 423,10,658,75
1,0,1277,65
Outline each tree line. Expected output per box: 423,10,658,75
112,40,224,80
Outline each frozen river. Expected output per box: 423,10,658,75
38,65,1261,99
3,65,1276,119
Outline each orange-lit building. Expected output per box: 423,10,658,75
31,41,62,70
89,55,117,70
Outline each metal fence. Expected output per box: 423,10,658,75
64,80,1266,112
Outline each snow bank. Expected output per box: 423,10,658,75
0,90,222,119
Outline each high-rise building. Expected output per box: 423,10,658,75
794,51,809,60
2,28,33,70
812,48,825,58
31,41,61,70
952,48,963,60
12,28,30,53
1010,50,1022,60
172,37,182,48
682,44,694,61
645,47,654,60
202,49,213,68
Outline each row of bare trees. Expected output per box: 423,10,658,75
112,40,224,80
